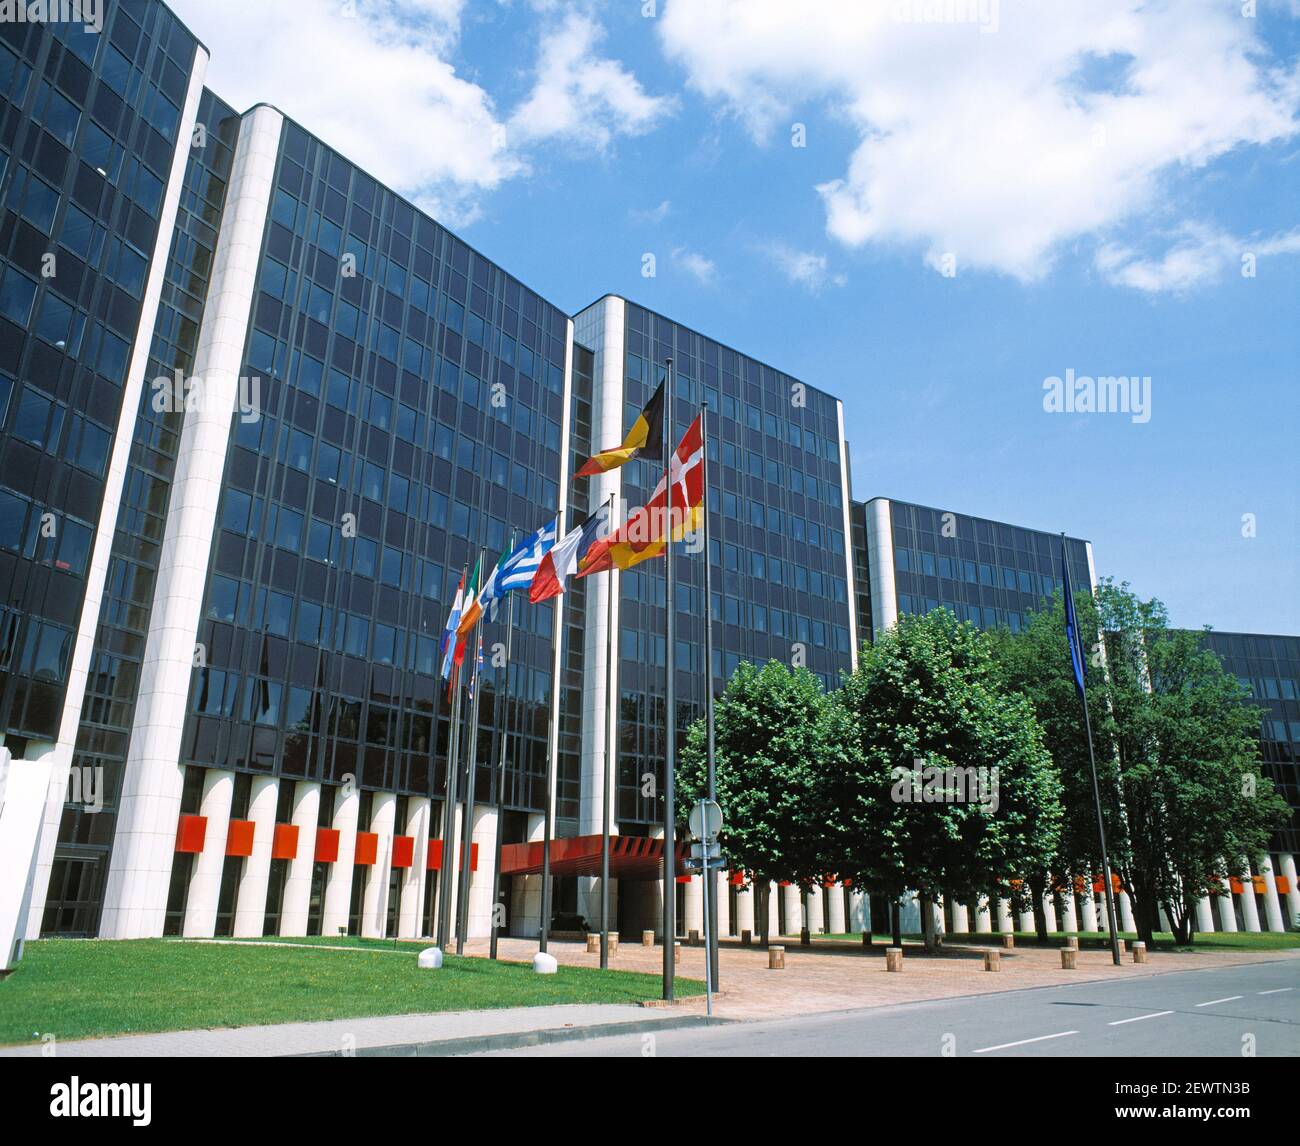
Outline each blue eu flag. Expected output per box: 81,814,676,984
1061,537,1087,698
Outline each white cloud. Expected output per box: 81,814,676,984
631,198,672,223
170,0,666,227
1097,224,1300,292
672,246,717,284
657,0,1300,281
509,10,675,148
764,242,846,292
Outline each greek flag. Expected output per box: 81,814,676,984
498,517,558,593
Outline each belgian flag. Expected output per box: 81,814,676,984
576,381,664,476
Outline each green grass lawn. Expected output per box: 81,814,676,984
808,930,1300,951
0,938,701,1047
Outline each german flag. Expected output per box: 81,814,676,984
576,381,664,476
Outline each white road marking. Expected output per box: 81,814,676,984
973,1030,1078,1054
1108,1011,1173,1026
1194,996,1242,1007
1258,988,1293,995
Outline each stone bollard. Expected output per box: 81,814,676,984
533,953,558,975
417,947,443,969
741,929,752,946
1065,936,1079,950
688,929,701,947
642,929,655,947
1116,939,1126,955
1001,933,1015,949
609,932,619,955
983,950,1001,972
1132,941,1147,964
1061,949,1078,970
585,933,599,954
885,947,903,972
768,945,785,970
673,941,681,965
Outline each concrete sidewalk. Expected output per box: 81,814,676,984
0,1002,714,1058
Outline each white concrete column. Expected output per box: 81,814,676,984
463,806,500,938
1279,853,1300,925
951,900,970,933
848,890,868,933
1118,891,1136,933
0,743,57,967
1097,891,1112,933
996,897,1014,933
975,894,992,933
1195,895,1215,933
1017,904,1035,932
1080,889,1098,932
781,884,801,936
805,887,825,934
1216,877,1238,932
183,770,234,938
1239,860,1262,933
1257,855,1286,933
714,872,732,937
684,874,704,936
827,883,847,934
360,792,396,938
99,104,284,940
398,797,430,938
1041,892,1058,932
232,775,278,937
765,882,780,939
321,786,360,936
1059,891,1078,933
735,879,755,937
279,781,320,937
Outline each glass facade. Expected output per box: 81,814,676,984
0,1,199,742
1200,631,1300,854
613,303,854,827
883,499,1092,637
185,116,569,824
41,87,239,936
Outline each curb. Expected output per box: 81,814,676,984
295,1014,733,1057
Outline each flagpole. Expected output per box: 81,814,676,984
701,399,719,990
436,655,462,950
662,357,677,1002
489,532,517,961
1063,534,1122,968
600,492,616,970
540,592,561,954
456,547,487,954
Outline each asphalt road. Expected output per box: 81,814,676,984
475,958,1300,1057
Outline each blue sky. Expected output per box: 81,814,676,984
174,0,1300,633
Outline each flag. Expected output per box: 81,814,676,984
467,635,484,701
576,381,664,476
529,506,609,603
457,550,504,638
1061,537,1087,699
497,518,558,593
579,415,704,575
453,556,481,667
439,568,466,680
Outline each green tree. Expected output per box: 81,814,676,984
994,580,1286,945
835,610,1063,950
678,660,850,934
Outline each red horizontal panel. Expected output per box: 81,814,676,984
225,819,255,858
391,835,415,869
1229,877,1245,894
315,827,340,864
271,823,299,861
175,814,207,854
498,835,688,881
426,839,479,871
354,832,379,866
1278,875,1291,894
1252,875,1267,894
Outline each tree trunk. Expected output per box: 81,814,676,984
891,899,902,948
1029,875,1049,943
1129,873,1158,946
921,896,937,952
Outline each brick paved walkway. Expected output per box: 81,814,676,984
471,935,1300,1022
